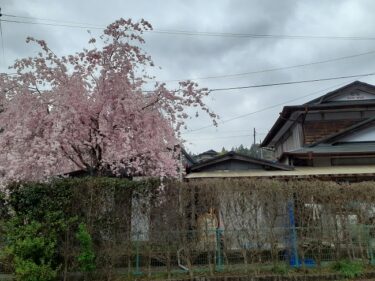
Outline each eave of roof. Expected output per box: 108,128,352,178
185,165,375,179
181,147,196,164
190,151,293,171
284,143,375,156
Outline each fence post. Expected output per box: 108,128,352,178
134,231,142,275
288,200,299,267
368,225,375,265
216,228,223,271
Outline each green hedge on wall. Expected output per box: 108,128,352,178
1,177,159,281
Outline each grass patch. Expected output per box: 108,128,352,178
332,259,364,278
271,263,290,275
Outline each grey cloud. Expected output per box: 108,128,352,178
2,0,375,153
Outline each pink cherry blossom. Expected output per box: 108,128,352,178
0,18,217,181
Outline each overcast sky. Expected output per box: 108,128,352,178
2,0,375,154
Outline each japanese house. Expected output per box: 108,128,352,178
261,81,375,169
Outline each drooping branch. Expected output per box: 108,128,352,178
141,91,163,110
60,145,86,170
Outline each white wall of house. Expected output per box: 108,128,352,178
130,192,150,241
275,123,304,159
329,91,375,102
340,125,375,142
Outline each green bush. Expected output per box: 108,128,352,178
333,259,364,278
76,223,95,273
1,177,152,279
3,180,75,281
14,259,57,281
5,221,58,281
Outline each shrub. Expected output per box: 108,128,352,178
76,223,96,274
14,259,57,281
2,177,150,279
333,259,364,278
5,220,58,281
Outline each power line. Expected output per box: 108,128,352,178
187,131,268,142
4,14,375,41
161,50,375,82
141,72,375,93
209,72,375,92
6,66,375,98
188,134,252,141
0,19,104,30
182,129,269,135
2,13,101,27
127,30,375,41
184,79,362,134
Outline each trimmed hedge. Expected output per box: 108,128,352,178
1,177,159,281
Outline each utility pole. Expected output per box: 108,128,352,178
253,128,256,145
